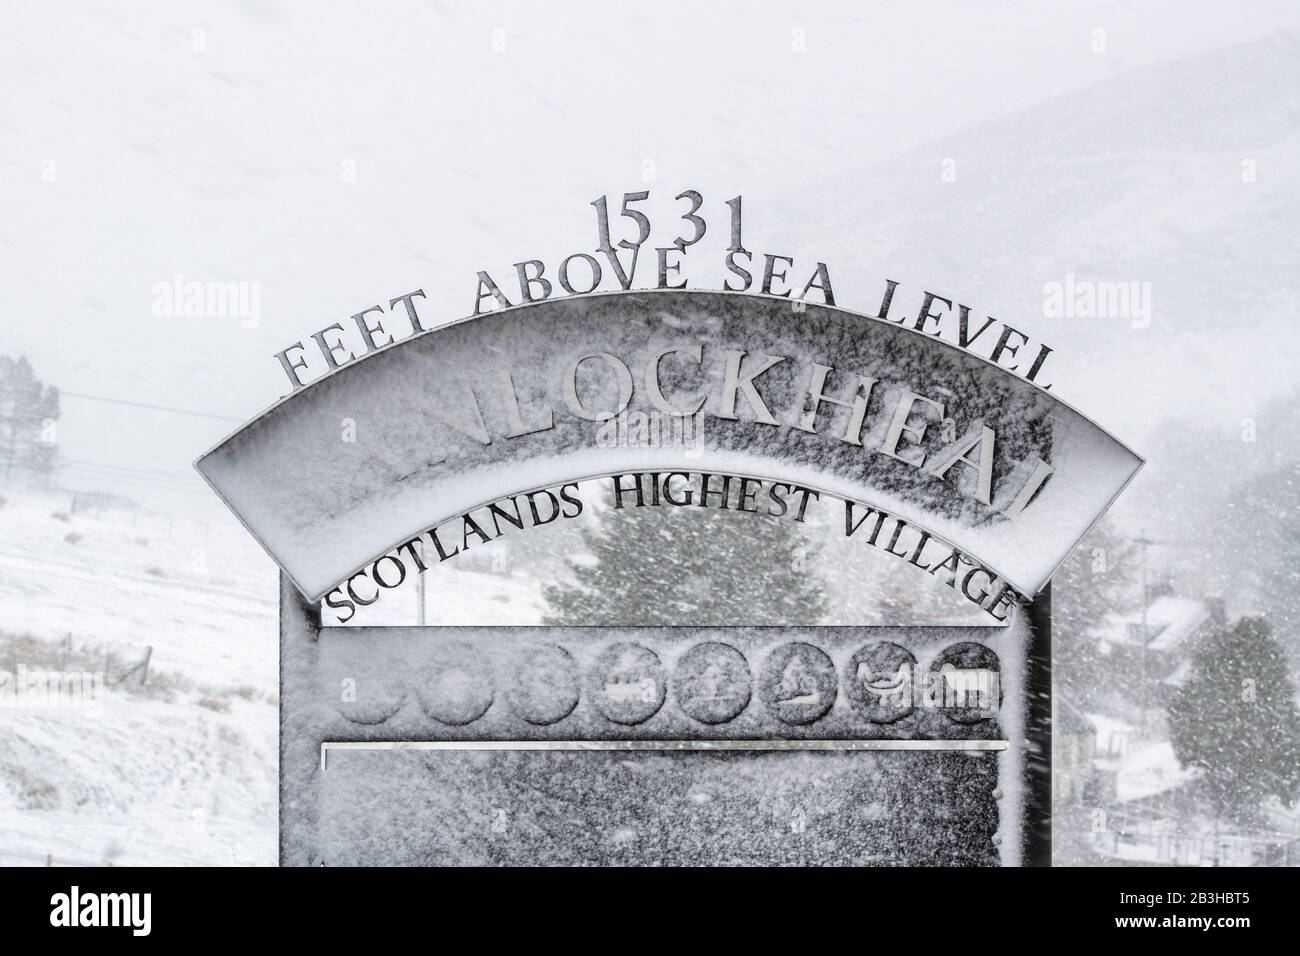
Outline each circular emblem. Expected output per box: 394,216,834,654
338,677,405,725
846,642,916,723
931,642,1001,724
761,643,836,725
508,644,580,725
674,642,751,724
591,643,666,725
416,644,495,725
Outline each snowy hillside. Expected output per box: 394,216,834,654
0,489,280,865
789,33,1300,442
778,31,1300,645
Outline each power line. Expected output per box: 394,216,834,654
58,458,210,496
59,391,241,423
62,462,202,487
59,470,211,497
62,457,198,484
62,469,201,494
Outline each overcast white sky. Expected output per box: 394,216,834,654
2,0,1298,510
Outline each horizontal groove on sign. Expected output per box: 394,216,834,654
318,737,1010,768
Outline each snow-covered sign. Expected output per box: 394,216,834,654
190,286,1139,866
196,289,1141,605
282,618,1027,865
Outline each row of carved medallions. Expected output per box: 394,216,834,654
335,640,1002,728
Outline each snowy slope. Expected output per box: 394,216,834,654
788,33,1300,445
0,491,278,686
0,490,280,865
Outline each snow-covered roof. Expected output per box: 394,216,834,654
1146,597,1211,651
1110,740,1198,803
1097,596,1211,652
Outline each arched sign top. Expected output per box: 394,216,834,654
196,289,1141,603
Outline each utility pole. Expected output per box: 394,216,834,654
1132,534,1157,736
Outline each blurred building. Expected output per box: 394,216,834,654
1097,591,1226,699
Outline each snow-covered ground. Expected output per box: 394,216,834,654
0,489,280,865
1107,742,1197,805
0,492,278,686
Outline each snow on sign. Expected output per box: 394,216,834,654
197,279,1138,866
287,623,1023,866
197,289,1140,606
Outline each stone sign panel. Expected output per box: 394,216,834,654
281,606,1027,865
198,284,1137,866
197,290,1141,604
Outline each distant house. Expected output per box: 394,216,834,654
1053,694,1097,806
1087,711,1141,806
1096,592,1225,693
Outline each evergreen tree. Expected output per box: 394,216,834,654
1168,616,1300,821
543,500,826,626
0,356,60,484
